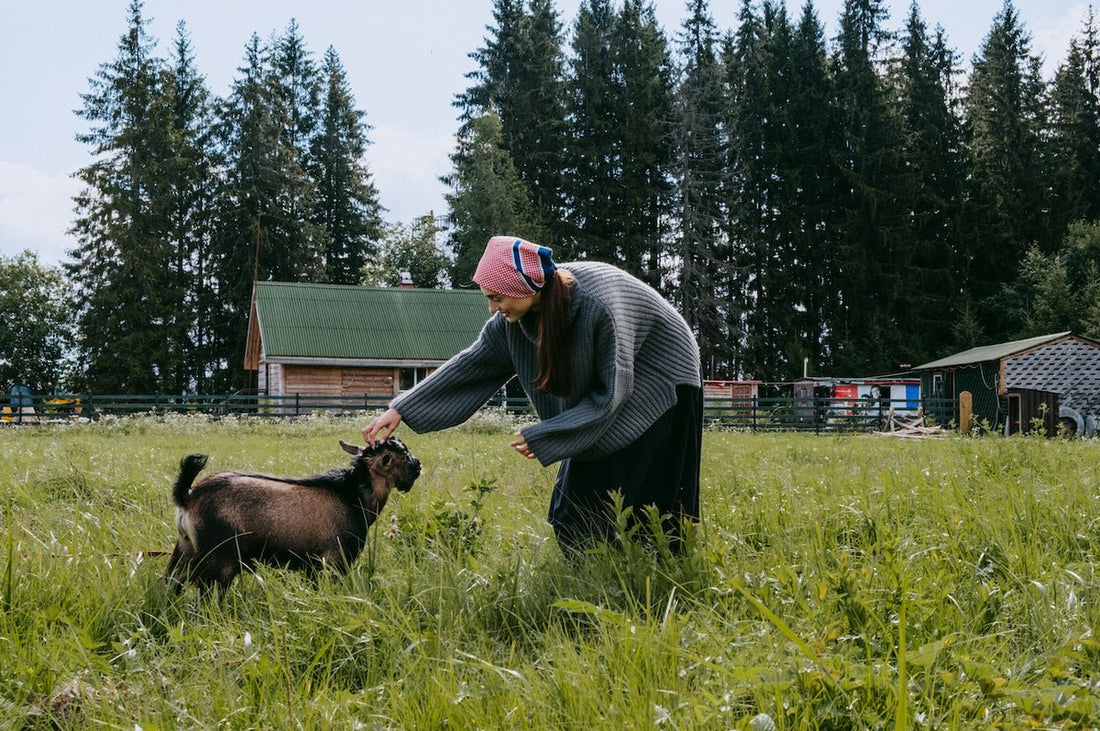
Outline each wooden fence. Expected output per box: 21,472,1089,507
2,392,957,433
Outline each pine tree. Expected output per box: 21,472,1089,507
1016,221,1100,339
162,21,219,393
613,0,675,286
1017,247,1076,336
458,0,526,127
512,0,570,252
961,1,1049,342
445,112,546,286
776,2,841,378
564,0,620,262
310,46,384,284
210,33,317,390
456,0,569,252
670,0,732,378
67,0,179,392
726,0,784,379
828,0,909,373
892,5,966,364
270,20,319,155
1047,9,1100,231
269,20,328,274
561,0,674,279
727,0,847,381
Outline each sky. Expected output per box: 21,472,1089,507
0,0,1092,268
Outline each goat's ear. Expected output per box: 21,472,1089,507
339,440,362,456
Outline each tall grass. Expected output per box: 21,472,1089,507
1,413,1098,728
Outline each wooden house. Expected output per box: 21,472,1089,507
914,332,1100,436
702,379,762,402
702,380,763,420
244,281,489,408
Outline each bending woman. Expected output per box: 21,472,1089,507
363,236,702,555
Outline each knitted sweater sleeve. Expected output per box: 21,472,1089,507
520,308,634,466
389,318,515,434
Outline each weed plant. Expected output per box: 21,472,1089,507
0,414,1098,728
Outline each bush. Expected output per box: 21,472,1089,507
386,476,498,557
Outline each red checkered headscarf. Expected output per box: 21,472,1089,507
472,236,557,298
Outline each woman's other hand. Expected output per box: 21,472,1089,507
511,432,536,459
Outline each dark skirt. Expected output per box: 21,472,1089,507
548,384,702,554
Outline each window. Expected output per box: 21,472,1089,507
399,367,430,391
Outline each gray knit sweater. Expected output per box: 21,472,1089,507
390,261,701,466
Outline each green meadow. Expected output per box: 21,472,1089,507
1,414,1098,729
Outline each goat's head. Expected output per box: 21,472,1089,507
339,437,421,492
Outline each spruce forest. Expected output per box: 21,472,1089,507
7,0,1100,395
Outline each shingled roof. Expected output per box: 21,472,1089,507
245,281,489,367
1003,334,1100,399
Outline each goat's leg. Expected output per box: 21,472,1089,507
319,548,350,574
196,577,217,602
163,543,193,594
214,556,242,596
164,543,181,584
192,564,236,601
187,548,240,600
214,561,242,599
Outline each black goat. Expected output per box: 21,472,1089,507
164,438,421,596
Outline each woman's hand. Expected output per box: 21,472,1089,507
511,431,536,460
363,408,403,446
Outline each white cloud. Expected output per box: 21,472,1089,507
1030,2,1092,75
0,162,79,267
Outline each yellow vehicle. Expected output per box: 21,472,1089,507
43,396,83,417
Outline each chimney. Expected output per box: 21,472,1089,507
399,271,414,289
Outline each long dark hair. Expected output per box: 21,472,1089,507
533,269,575,397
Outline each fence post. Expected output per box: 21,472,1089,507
959,391,973,435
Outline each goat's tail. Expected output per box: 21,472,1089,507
174,454,208,506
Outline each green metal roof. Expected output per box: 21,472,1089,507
914,332,1072,370
253,281,488,361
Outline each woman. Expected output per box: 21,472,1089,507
363,236,702,555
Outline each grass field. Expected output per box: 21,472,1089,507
1,413,1098,729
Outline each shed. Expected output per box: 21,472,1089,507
913,332,1100,436
791,375,921,426
702,379,762,401
244,281,489,407
702,379,763,419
